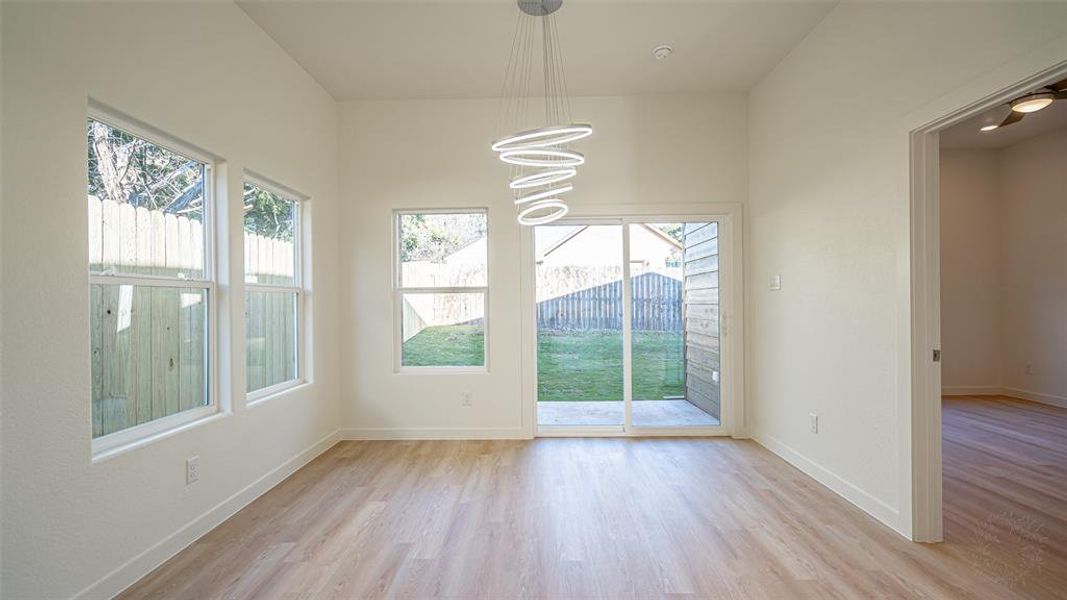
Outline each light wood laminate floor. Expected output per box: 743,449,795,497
122,396,1066,599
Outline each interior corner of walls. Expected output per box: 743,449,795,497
751,432,904,538
74,430,341,600
941,386,1004,397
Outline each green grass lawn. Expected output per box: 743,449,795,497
401,325,683,400
537,330,684,401
402,325,485,367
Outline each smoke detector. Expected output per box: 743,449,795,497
652,45,673,61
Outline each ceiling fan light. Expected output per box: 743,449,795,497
1011,92,1055,113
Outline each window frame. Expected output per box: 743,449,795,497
87,106,220,458
393,208,490,373
243,173,307,403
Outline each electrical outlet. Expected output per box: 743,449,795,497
461,391,473,407
809,413,819,434
1025,363,1033,375
186,456,200,485
769,274,782,291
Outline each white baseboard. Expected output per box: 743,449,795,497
942,385,1067,409
340,426,529,440
941,385,1003,396
76,430,342,600
752,432,903,536
1001,387,1067,409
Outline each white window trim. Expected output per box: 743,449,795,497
244,173,307,404
393,208,490,373
87,105,220,459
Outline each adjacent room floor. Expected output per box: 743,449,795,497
940,395,1067,598
122,396,1066,599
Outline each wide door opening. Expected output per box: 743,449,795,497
534,218,724,433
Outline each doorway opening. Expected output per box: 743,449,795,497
909,61,1067,548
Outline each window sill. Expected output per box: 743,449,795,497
246,379,309,407
92,406,228,463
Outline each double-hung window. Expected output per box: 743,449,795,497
244,177,304,400
395,210,488,370
87,113,216,452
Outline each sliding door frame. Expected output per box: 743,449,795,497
520,203,745,438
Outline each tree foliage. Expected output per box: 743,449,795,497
87,119,295,241
243,183,294,242
400,213,487,263
87,119,204,218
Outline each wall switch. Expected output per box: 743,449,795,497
1025,363,1033,375
461,391,472,407
769,274,782,291
186,456,200,485
809,413,819,434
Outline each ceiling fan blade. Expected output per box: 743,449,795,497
999,110,1025,127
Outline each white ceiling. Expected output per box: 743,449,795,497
237,0,837,100
941,100,1067,150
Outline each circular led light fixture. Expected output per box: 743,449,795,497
514,184,574,205
1011,92,1055,113
517,199,569,226
491,124,593,153
510,168,576,189
498,148,585,167
979,124,999,132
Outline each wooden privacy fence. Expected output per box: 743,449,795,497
88,197,296,437
88,196,295,281
398,261,685,337
537,272,683,331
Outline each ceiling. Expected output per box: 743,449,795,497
237,0,837,100
941,100,1067,150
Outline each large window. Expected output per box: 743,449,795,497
87,113,215,451
244,178,303,400
395,210,488,369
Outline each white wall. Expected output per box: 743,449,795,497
939,150,1002,392
0,3,340,598
338,94,746,436
999,127,1067,404
747,1,1067,535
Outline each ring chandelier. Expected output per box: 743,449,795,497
491,0,591,226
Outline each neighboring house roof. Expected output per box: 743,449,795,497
535,224,681,265
443,224,682,267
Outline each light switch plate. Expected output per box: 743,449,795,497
769,274,782,291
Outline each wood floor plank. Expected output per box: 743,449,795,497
121,398,1066,599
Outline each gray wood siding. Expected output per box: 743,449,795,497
683,222,720,419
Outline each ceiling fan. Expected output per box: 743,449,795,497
981,77,1067,131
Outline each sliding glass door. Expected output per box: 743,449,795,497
629,222,719,428
534,224,625,427
535,217,725,433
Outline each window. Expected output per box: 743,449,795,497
87,113,216,451
395,210,488,369
244,177,303,399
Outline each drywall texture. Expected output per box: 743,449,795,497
0,3,339,597
939,150,1002,391
998,128,1067,403
338,95,746,435
747,1,1067,534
